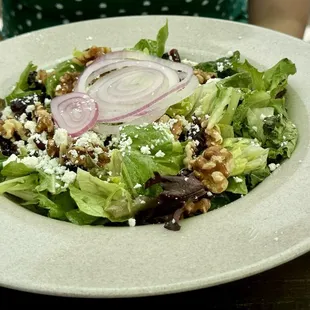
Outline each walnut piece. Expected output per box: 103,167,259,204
55,72,80,96
201,121,223,146
73,46,112,67
194,69,217,84
191,145,233,194
35,104,54,134
184,198,211,215
47,139,59,157
66,145,110,168
183,141,196,170
158,114,183,140
0,119,27,140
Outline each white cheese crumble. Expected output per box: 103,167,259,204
217,62,224,72
13,140,25,153
75,131,103,147
155,150,165,158
1,106,13,120
181,58,198,66
19,113,27,124
140,145,151,155
55,84,62,91
60,170,77,186
133,183,142,189
20,156,39,168
260,113,267,120
24,121,37,134
128,218,136,227
233,176,243,183
44,98,51,106
226,50,234,57
268,163,280,172
53,128,68,146
25,105,35,113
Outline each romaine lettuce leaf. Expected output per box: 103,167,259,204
65,209,99,225
247,167,271,189
223,138,269,176
166,85,202,118
1,162,35,177
0,174,39,194
207,86,241,129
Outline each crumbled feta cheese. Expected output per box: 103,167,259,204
128,218,136,227
268,163,280,172
1,106,13,120
206,191,213,197
133,183,142,189
3,154,18,167
44,98,51,106
75,131,103,147
19,113,27,124
60,170,77,186
53,128,68,147
24,121,37,134
55,84,62,91
26,105,35,113
233,176,243,183
226,50,234,57
14,140,25,153
21,156,39,168
94,147,103,155
155,150,165,158
260,113,266,120
181,58,198,66
140,145,151,155
217,62,224,72
68,149,78,158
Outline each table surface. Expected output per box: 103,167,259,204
1,252,310,309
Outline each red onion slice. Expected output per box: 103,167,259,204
51,92,99,137
75,51,198,124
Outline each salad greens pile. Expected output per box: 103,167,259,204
0,21,298,230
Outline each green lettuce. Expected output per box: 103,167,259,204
133,20,169,57
5,62,41,103
117,124,185,197
227,175,248,195
262,114,298,160
45,60,84,97
223,138,269,176
70,169,135,222
166,85,202,117
195,51,240,78
235,58,296,97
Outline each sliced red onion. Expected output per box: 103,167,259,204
75,51,198,125
51,92,99,137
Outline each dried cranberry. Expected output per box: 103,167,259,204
169,49,181,63
34,139,46,151
0,137,17,156
162,52,170,60
10,98,27,115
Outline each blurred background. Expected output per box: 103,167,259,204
0,0,309,41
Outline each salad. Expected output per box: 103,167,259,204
0,21,298,231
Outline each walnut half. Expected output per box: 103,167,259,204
191,145,233,194
194,69,217,84
35,104,54,135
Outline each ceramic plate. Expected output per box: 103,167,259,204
0,16,310,298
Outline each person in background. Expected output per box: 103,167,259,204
0,0,309,39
